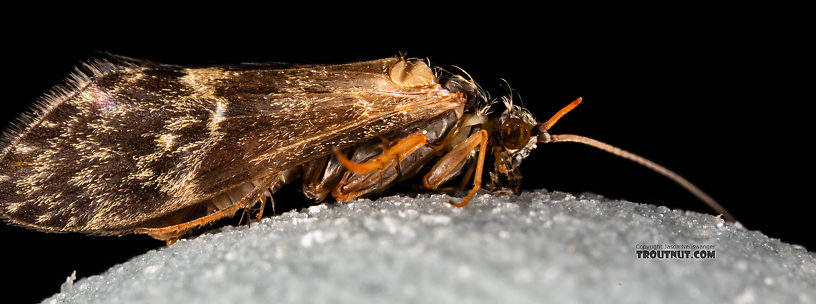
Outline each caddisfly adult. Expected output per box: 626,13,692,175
0,56,734,244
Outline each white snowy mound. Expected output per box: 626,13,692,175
45,190,815,304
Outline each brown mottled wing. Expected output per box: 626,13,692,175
0,57,465,234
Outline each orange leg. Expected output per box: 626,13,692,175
135,174,279,244
457,157,477,191
230,190,271,226
135,201,248,245
255,196,267,222
332,133,431,175
332,133,445,202
423,130,486,189
333,130,487,208
421,130,488,208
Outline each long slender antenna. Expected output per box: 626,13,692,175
545,133,736,222
533,98,736,222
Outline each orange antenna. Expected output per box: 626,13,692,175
536,99,737,223
536,97,582,132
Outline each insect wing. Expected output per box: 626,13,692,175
0,57,466,234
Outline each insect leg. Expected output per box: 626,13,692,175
135,173,280,244
457,161,477,191
423,130,488,207
332,164,398,201
239,206,251,227
239,196,267,226
332,134,429,175
268,189,276,215
256,196,266,222
136,202,250,245
332,134,438,201
429,161,475,193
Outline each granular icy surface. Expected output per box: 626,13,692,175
45,190,816,304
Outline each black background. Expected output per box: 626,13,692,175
2,10,810,303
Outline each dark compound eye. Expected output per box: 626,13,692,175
500,118,532,150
